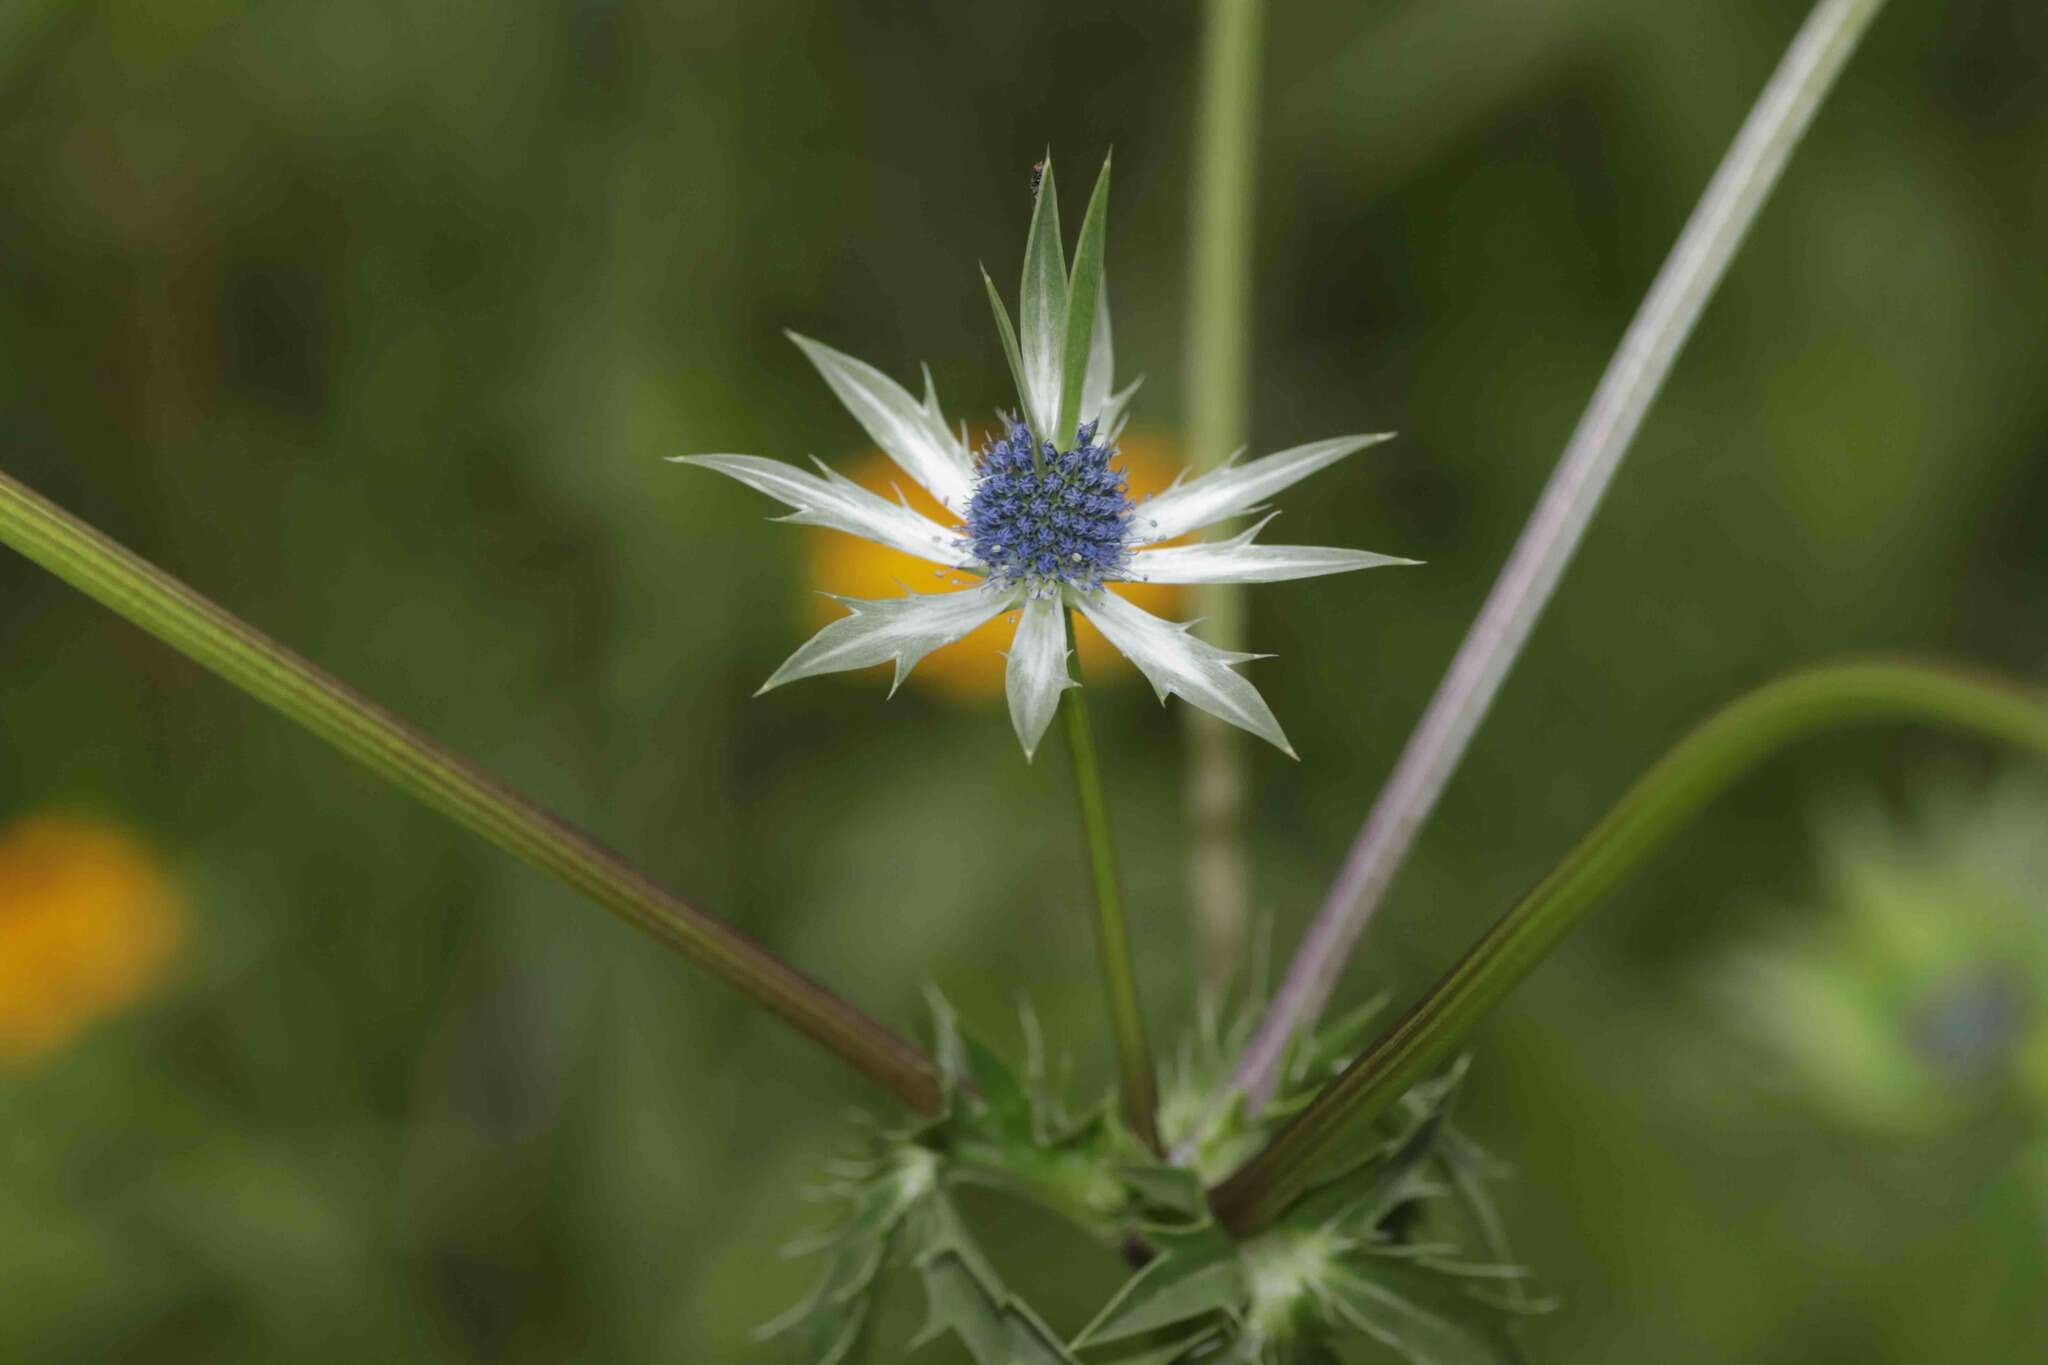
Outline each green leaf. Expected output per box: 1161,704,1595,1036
1319,1264,1526,1365
1116,1163,1211,1227
1019,998,1066,1142
965,1034,1036,1141
1076,1320,1227,1365
1397,1054,1471,1126
1220,1327,1271,1363
909,1190,1081,1365
1273,1075,1450,1235
767,1144,938,1365
1290,991,1393,1084
761,1209,892,1365
928,987,1035,1139
1434,1126,1542,1313
1074,1237,1246,1346
983,265,1034,430
1046,1096,1113,1151
1288,1345,1346,1365
1056,150,1112,446
1017,151,1067,439
804,1291,880,1365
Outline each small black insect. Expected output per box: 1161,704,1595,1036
1029,159,1045,198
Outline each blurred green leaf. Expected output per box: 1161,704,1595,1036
910,1191,1079,1365
1073,1234,1244,1347
1320,1262,1525,1365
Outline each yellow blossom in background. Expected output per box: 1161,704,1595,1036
0,815,181,1065
804,433,1189,700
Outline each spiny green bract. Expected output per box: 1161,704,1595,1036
767,993,1548,1365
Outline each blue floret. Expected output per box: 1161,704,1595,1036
963,420,1133,596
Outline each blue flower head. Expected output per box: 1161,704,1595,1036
964,419,1133,597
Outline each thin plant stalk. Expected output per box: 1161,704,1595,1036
1183,0,1268,999
1230,0,1892,1109
1061,610,1161,1152
1209,658,2048,1234
0,466,944,1114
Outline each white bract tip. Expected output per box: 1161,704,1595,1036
1004,593,1077,760
759,587,1016,696
1070,587,1294,757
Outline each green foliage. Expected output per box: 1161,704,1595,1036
775,999,1542,1365
762,1141,932,1364
1716,773,2048,1133
767,998,1101,1365
1078,1059,1541,1365
910,1193,1080,1365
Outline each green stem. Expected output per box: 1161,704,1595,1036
0,467,943,1114
1061,611,1160,1151
1209,659,2048,1234
1231,0,1894,1112
1183,0,1267,997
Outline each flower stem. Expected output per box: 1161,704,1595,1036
1209,659,2048,1235
0,466,943,1114
1183,0,1267,998
1230,0,1893,1110
1061,611,1160,1151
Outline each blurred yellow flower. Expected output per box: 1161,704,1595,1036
804,432,1189,700
0,816,181,1065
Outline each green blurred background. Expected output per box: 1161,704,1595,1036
3,0,2046,1359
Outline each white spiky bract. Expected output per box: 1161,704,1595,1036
673,152,1412,760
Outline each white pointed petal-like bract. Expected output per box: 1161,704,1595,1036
1121,514,1419,584
1069,587,1294,757
1100,376,1142,446
1004,592,1074,760
1080,272,1114,428
674,454,973,569
1131,433,1394,546
787,332,976,514
1018,159,1068,439
761,586,1018,695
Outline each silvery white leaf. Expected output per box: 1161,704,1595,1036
1069,587,1293,756
1080,271,1114,428
1003,593,1074,760
1132,433,1394,546
1121,513,1419,584
761,585,1017,695
788,332,976,514
674,454,974,569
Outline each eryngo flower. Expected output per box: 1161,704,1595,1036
676,152,1413,759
